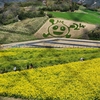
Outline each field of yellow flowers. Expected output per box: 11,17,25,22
0,58,100,100
0,48,100,73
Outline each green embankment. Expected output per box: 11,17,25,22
0,58,100,100
0,48,100,73
49,10,100,24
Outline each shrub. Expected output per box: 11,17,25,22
88,26,100,40
37,10,45,17
47,13,53,18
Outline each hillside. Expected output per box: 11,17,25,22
0,17,48,44
0,0,100,8
0,1,100,100
0,1,100,43
0,48,100,73
0,58,100,100
0,0,100,7
0,8,100,44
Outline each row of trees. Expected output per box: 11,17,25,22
0,0,80,25
0,2,45,25
41,0,79,12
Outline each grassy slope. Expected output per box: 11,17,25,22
0,58,100,100
0,17,48,44
0,9,99,44
49,10,100,24
0,48,100,73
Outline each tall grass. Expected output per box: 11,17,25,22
0,17,48,43
0,17,48,35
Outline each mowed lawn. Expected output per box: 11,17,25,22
49,10,100,24
0,58,100,100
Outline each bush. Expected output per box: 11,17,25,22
39,7,47,11
18,1,42,7
88,26,100,40
1,18,18,25
88,7,98,11
88,31,100,40
47,7,53,11
19,10,45,20
72,2,79,10
47,13,53,18
37,10,45,17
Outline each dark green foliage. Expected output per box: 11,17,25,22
18,1,42,7
19,11,39,20
0,3,20,25
49,19,54,24
72,2,79,10
39,1,79,12
0,1,45,25
0,14,2,23
37,10,45,17
0,8,4,14
88,7,98,11
66,34,71,38
47,13,53,18
88,26,100,40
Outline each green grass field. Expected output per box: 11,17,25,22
0,48,100,73
0,58,100,100
49,10,100,24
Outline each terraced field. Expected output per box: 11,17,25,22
0,17,48,44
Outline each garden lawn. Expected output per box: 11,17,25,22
49,11,100,24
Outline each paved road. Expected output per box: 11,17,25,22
1,38,100,48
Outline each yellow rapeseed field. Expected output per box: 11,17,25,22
0,58,100,100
